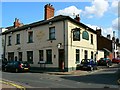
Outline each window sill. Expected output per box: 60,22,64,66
47,38,56,41
45,62,53,64
28,61,34,64
15,43,20,45
27,42,34,43
7,44,12,46
75,61,80,64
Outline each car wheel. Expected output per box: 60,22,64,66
106,63,110,68
90,67,94,71
4,68,7,72
15,68,18,73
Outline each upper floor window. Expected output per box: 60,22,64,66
73,28,80,41
49,27,55,40
28,31,33,43
82,31,89,40
16,34,20,44
8,36,11,45
91,34,93,44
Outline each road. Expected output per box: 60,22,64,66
1,64,120,88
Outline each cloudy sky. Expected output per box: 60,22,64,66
1,0,120,39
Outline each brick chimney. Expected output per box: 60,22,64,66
74,14,80,22
96,28,102,36
14,18,21,28
44,4,54,20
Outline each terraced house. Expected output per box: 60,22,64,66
2,4,97,71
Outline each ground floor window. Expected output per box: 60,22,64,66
46,49,52,64
39,50,44,61
8,52,14,61
18,52,22,61
27,51,33,63
84,50,88,59
76,49,80,63
91,51,93,59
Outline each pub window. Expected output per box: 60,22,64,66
27,51,33,63
49,27,55,40
8,36,12,45
18,52,22,61
39,50,44,61
91,51,93,59
46,49,52,64
84,50,88,59
76,49,80,63
28,31,33,43
16,34,20,44
91,34,93,44
82,31,89,40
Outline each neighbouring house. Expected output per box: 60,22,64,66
96,29,113,60
2,4,97,72
0,28,8,60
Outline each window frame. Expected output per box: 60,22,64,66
46,49,52,64
27,51,33,64
76,49,80,63
8,36,12,46
16,34,20,44
49,27,56,40
28,31,33,43
84,50,88,59
91,51,93,59
91,34,93,44
39,50,44,61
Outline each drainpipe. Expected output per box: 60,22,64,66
63,20,66,71
3,34,6,61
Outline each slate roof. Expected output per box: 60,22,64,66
2,15,97,35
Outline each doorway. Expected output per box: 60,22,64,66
58,49,65,70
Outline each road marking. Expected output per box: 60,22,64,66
0,80,26,90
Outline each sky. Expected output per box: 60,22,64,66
1,0,120,39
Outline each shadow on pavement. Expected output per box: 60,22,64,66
60,72,118,85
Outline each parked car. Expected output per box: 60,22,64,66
77,59,97,71
4,61,30,72
2,60,8,71
97,58,112,67
112,58,120,64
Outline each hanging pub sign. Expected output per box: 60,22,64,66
72,28,80,41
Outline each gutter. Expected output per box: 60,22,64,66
63,20,66,71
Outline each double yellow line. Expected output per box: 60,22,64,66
0,80,26,90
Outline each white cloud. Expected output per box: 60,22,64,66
112,17,120,30
111,0,119,15
55,6,82,17
86,24,100,30
82,0,109,18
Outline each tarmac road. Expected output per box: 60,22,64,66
1,64,120,89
